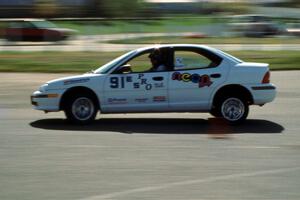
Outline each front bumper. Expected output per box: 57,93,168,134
31,91,61,112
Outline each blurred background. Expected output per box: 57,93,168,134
0,0,299,73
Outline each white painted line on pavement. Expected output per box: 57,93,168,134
226,146,281,149
80,166,300,200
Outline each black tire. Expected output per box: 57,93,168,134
209,107,222,118
217,95,249,125
64,93,98,124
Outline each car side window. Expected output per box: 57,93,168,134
20,22,35,29
174,51,211,70
10,22,22,28
113,48,172,74
174,50,219,70
126,52,152,73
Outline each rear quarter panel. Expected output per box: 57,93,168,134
218,62,276,105
226,63,269,85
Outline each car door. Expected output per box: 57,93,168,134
17,21,42,41
168,47,229,111
102,48,170,113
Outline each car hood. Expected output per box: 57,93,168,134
46,73,100,89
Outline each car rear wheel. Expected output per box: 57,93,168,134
64,94,97,124
218,96,249,124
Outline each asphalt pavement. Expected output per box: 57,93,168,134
0,71,299,200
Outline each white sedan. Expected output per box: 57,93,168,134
31,44,276,124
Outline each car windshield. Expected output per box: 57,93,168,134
94,50,136,74
31,20,57,28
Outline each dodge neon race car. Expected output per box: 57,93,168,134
31,44,276,124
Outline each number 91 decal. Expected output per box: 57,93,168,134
110,75,153,90
110,77,132,89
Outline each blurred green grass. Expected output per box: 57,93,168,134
0,51,299,73
109,36,300,45
55,17,220,35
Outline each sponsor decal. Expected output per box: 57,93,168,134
172,72,213,88
126,76,133,82
110,74,157,90
133,82,152,90
135,98,148,103
154,82,164,88
153,96,166,102
110,74,152,90
64,78,90,85
133,82,140,89
138,73,144,79
108,98,127,104
137,73,152,90
145,84,152,90
133,73,152,90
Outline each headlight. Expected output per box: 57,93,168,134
39,84,48,92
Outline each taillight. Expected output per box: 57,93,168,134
262,71,270,84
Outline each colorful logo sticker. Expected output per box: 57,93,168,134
172,72,212,88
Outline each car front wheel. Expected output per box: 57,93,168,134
64,94,97,124
209,107,222,118
219,96,249,124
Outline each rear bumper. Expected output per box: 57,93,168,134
249,83,276,105
251,85,276,90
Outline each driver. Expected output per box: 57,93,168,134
148,48,166,72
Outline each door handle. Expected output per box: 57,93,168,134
210,73,221,78
152,76,164,81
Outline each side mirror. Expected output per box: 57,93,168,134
115,64,132,74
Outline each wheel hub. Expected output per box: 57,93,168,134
221,98,245,121
71,97,94,121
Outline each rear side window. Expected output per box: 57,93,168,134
10,22,35,29
173,47,222,71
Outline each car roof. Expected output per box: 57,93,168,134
0,18,45,22
135,44,215,53
134,44,242,64
231,14,269,18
